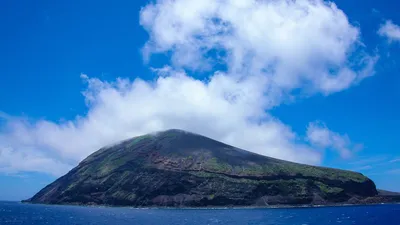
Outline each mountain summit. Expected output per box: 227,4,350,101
25,129,397,207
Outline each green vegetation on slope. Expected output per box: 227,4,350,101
26,129,378,207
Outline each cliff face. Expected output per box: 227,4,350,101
26,129,380,207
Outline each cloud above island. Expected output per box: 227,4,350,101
0,0,375,176
307,122,362,159
141,0,376,94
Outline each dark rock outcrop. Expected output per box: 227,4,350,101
24,129,396,207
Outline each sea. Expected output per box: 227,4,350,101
0,201,399,225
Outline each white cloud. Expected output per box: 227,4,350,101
0,71,322,176
307,122,362,159
378,20,400,42
141,0,376,95
0,146,71,176
0,0,370,176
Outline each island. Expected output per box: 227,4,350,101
23,129,400,207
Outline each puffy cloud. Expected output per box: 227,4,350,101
141,0,376,95
0,71,321,176
378,20,400,42
0,0,370,176
0,146,71,176
307,122,362,159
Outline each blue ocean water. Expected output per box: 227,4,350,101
0,202,399,225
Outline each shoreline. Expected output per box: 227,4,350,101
20,201,400,210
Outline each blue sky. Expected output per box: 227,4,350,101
0,0,400,201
